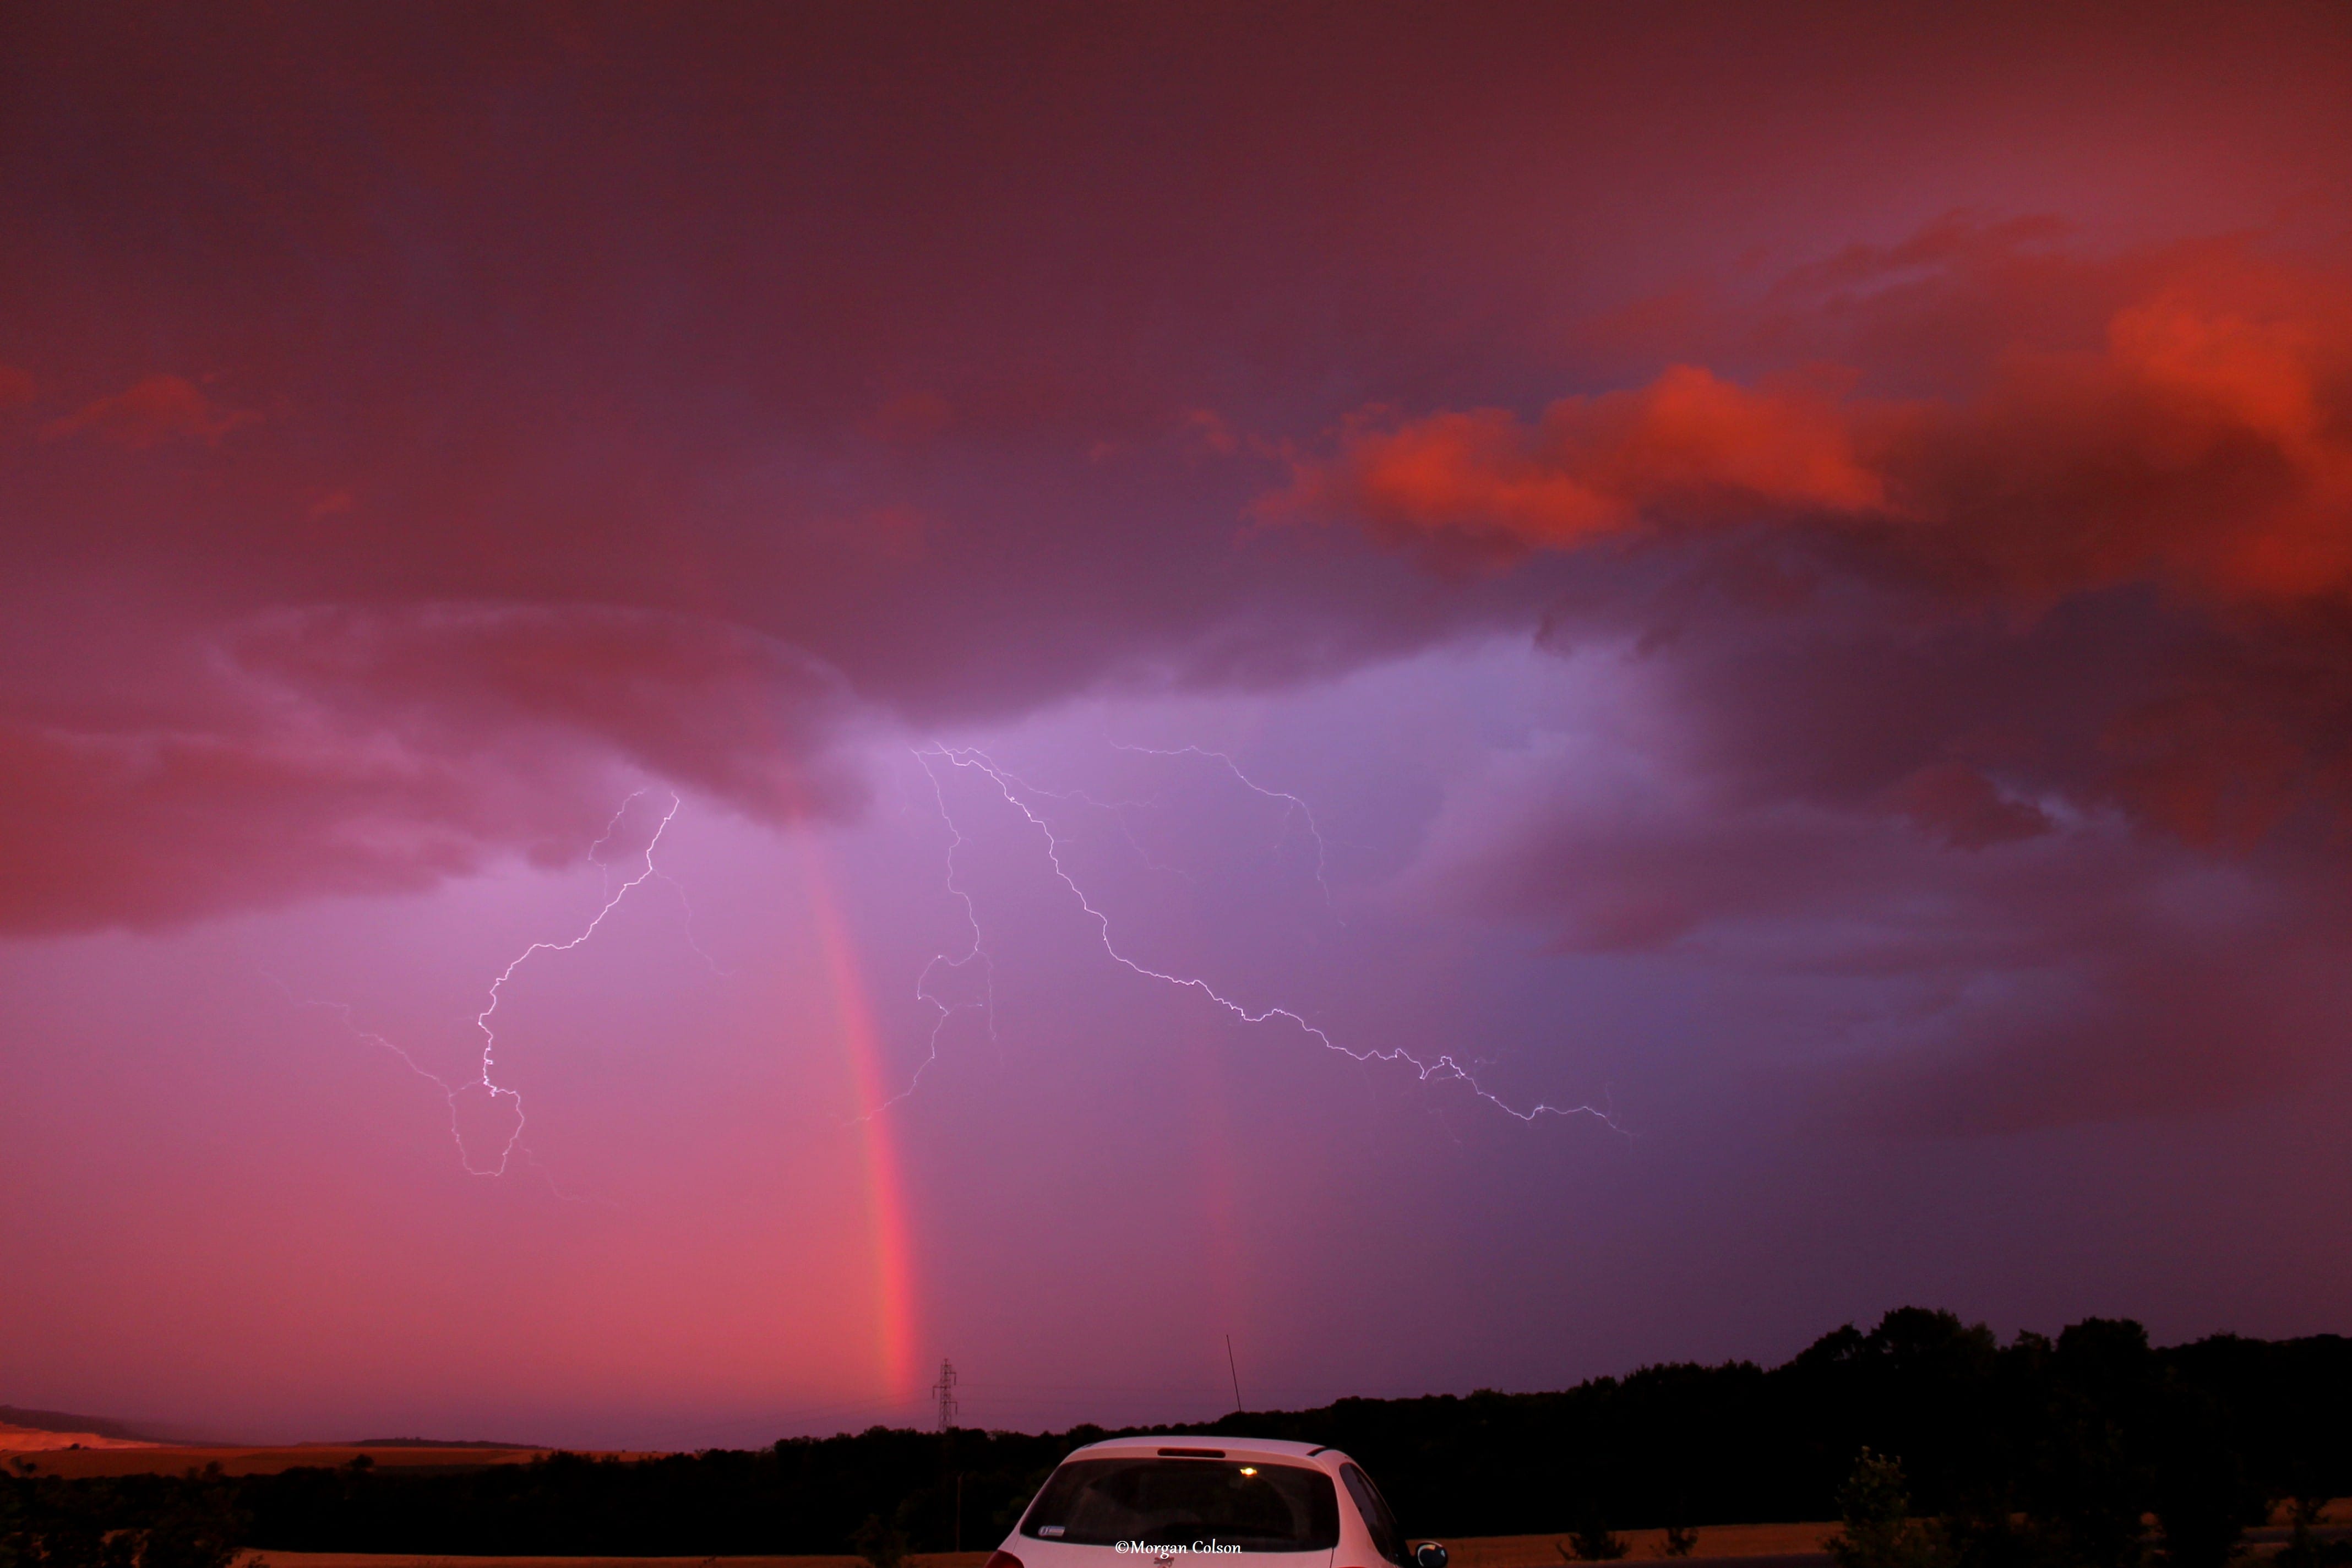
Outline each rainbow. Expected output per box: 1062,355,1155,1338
801,838,923,1403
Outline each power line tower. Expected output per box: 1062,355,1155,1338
932,1358,959,1432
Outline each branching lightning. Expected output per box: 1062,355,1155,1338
908,745,1620,1129
282,753,1610,1151
595,796,729,977
863,760,999,1120
283,789,688,1178
462,791,684,1170
1107,741,1340,919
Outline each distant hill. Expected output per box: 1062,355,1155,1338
0,1406,172,1444
2,1408,545,1456
349,1438,546,1450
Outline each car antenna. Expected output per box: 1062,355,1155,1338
1226,1333,1243,1413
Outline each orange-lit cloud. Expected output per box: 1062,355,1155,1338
43,373,257,448
1265,367,1885,554
1271,248,2352,611
1264,239,2352,863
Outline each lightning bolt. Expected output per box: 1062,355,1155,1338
281,788,689,1179
462,791,684,1172
908,745,1621,1129
1106,741,1339,918
861,758,999,1120
594,794,730,977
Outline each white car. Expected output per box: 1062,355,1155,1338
987,1436,1448,1568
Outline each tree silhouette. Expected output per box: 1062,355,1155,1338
1826,1450,1948,1568
853,1512,906,1568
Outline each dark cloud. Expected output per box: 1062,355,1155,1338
1274,242,2352,610
1284,236,2352,850
1885,762,2054,851
1265,228,2352,1130
0,603,859,935
1,0,2350,1158
1402,704,2352,1132
229,603,861,818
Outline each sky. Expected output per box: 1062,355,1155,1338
4,2,2352,1448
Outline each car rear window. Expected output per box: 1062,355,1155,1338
1338,1463,1406,1566
1021,1457,1341,1552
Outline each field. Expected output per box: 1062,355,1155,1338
219,1515,2346,1568
231,1536,1846,1568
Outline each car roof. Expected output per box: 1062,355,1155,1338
1063,1435,1346,1468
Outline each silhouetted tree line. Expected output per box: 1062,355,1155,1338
1,1462,245,1568
6,1311,2347,1564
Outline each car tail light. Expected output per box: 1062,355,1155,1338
987,1553,1025,1568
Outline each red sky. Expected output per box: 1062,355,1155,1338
4,3,2352,1444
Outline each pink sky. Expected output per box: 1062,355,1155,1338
4,3,2352,1446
